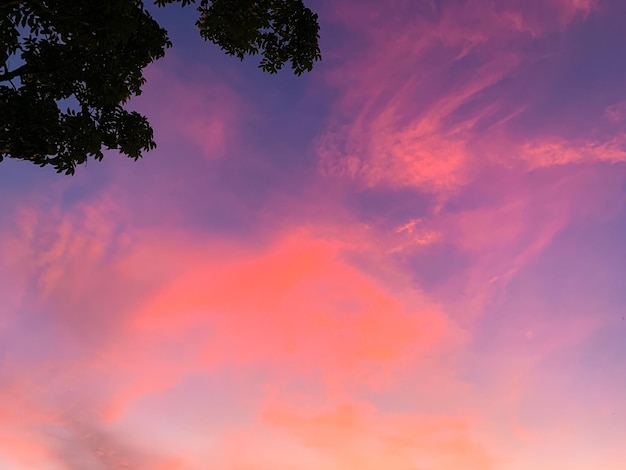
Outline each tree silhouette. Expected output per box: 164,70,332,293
0,0,321,174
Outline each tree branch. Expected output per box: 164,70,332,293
0,64,28,82
0,0,25,9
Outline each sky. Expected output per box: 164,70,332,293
1,0,626,468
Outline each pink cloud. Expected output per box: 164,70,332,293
605,99,626,123
318,0,611,198
134,59,246,160
313,0,626,335
318,6,523,193
514,135,626,168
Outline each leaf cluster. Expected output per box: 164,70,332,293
196,0,321,75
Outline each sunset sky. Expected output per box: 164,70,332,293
1,0,626,468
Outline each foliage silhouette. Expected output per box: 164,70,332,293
0,0,321,174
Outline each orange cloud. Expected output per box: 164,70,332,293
132,228,454,391
261,400,495,470
0,380,57,469
0,194,462,429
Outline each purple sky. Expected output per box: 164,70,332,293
1,0,626,468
